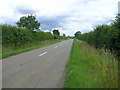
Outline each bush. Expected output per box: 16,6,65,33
78,15,120,59
2,24,67,47
2,24,54,47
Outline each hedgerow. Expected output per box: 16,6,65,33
2,24,67,47
78,15,120,59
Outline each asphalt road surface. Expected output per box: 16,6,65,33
2,39,73,88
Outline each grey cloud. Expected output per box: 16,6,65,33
37,15,69,30
16,6,37,14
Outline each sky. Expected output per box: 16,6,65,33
0,0,119,36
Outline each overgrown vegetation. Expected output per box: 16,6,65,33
75,15,120,59
65,40,118,88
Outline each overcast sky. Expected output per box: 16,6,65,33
0,0,119,36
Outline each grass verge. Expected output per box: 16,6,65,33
64,40,118,88
2,39,64,59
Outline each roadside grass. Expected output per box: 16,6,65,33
64,40,118,88
2,40,64,59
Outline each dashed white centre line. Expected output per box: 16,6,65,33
39,52,47,56
55,46,58,48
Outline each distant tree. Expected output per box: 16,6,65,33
16,15,40,31
68,36,70,38
63,33,66,37
74,31,81,38
53,29,60,36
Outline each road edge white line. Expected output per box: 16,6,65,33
39,52,47,56
55,46,58,48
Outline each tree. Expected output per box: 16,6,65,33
53,29,60,36
16,15,40,31
63,33,66,37
74,31,81,38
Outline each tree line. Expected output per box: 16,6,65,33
2,15,67,47
74,15,120,59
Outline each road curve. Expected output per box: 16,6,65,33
2,39,73,88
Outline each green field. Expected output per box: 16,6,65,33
2,40,64,58
65,40,118,88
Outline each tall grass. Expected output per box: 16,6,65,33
65,40,118,88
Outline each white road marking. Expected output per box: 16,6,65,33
55,46,58,48
39,52,47,56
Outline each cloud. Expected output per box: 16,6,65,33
37,15,69,30
16,6,37,14
0,0,119,36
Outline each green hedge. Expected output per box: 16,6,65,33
2,24,68,47
78,15,120,59
2,24,54,47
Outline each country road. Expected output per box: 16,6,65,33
2,39,73,88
